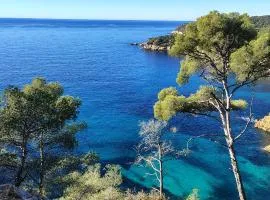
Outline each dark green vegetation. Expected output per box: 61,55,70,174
154,11,270,200
147,35,174,48
0,78,93,198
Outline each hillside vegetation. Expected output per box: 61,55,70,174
252,15,270,28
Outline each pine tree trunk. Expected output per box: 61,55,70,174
39,132,45,199
218,81,247,200
227,140,246,200
15,140,27,186
158,144,163,199
221,108,246,200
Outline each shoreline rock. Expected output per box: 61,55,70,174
139,42,170,52
255,114,270,133
263,145,270,153
130,23,187,53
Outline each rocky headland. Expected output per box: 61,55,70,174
131,23,187,52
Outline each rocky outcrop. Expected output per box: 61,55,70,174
0,184,39,200
139,42,170,52
255,114,270,133
132,24,187,52
263,145,270,153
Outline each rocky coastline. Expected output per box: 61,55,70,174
131,24,187,52
131,42,170,52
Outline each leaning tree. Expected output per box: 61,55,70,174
154,11,270,200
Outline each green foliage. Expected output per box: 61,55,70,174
148,34,175,49
231,100,248,110
177,57,200,85
154,86,248,121
55,122,87,149
60,164,123,200
148,35,174,47
154,90,185,121
154,11,269,121
170,11,256,59
157,87,179,101
230,29,270,82
0,77,85,194
155,86,214,120
44,152,99,198
144,15,269,53
175,23,188,32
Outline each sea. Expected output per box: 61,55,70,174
0,18,270,200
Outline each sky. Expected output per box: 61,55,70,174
0,0,269,21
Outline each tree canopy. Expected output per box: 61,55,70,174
0,78,84,196
155,11,270,121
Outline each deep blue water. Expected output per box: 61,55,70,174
0,18,270,200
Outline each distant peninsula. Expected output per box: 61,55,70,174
133,15,270,52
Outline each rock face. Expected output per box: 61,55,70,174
133,23,187,52
0,184,39,200
255,114,270,133
139,42,170,52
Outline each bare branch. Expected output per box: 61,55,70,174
186,133,227,150
234,97,254,141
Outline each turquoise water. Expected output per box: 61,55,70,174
0,19,270,199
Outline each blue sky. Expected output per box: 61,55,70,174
1,0,269,20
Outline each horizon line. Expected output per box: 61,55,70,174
0,13,268,22
0,17,193,22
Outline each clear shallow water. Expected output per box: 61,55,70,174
0,19,270,199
